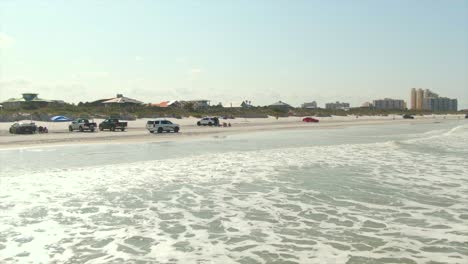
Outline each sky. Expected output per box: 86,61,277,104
0,0,467,108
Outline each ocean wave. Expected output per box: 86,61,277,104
1,126,467,263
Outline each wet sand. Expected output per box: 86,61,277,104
0,115,465,149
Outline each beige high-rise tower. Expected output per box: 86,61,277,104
416,88,424,110
410,88,417,109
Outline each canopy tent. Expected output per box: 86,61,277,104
50,115,72,122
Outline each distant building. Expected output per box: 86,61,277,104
424,89,438,99
325,101,350,110
301,101,318,109
102,94,144,105
416,88,424,110
423,97,457,112
410,88,417,110
1,93,65,109
373,98,406,110
186,100,210,109
410,88,457,111
269,101,292,110
222,100,253,108
361,102,373,108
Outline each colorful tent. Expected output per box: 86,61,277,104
50,116,72,122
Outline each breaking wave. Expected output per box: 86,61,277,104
1,124,467,263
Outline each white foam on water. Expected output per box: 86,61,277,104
1,125,468,263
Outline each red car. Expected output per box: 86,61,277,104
302,117,319,123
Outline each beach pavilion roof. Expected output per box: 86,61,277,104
269,101,292,107
1,93,51,104
102,94,143,105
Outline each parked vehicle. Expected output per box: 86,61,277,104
99,119,128,131
402,114,415,119
197,117,219,126
146,119,180,133
69,118,97,132
302,117,319,123
465,114,468,119
9,122,37,134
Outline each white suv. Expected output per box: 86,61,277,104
146,119,180,133
197,117,218,126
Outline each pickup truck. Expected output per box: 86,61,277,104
146,119,180,133
69,118,97,132
98,119,128,131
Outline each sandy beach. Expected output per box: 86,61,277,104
0,115,465,149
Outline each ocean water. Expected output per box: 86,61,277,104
1,121,467,264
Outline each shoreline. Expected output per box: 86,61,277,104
0,115,465,150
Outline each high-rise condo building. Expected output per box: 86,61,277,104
416,88,424,110
410,88,458,111
410,88,417,110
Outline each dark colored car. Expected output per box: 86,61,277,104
302,117,319,123
465,114,468,119
9,122,37,134
403,114,415,119
99,119,128,131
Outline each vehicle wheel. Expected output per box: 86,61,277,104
174,127,179,133
197,122,201,126
121,128,125,132
208,122,213,126
79,126,84,132
69,126,73,132
157,127,163,133
99,126,104,131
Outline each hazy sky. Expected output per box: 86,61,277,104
1,0,467,108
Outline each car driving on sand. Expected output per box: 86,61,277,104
9,122,37,134
98,118,128,131
403,114,415,119
302,117,319,123
197,117,219,126
69,118,97,132
146,119,180,133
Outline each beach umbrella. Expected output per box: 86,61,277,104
50,115,72,122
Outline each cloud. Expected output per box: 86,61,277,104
72,71,110,79
188,68,204,81
189,68,203,74
0,32,14,48
176,57,188,64
134,56,144,62
0,79,31,89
